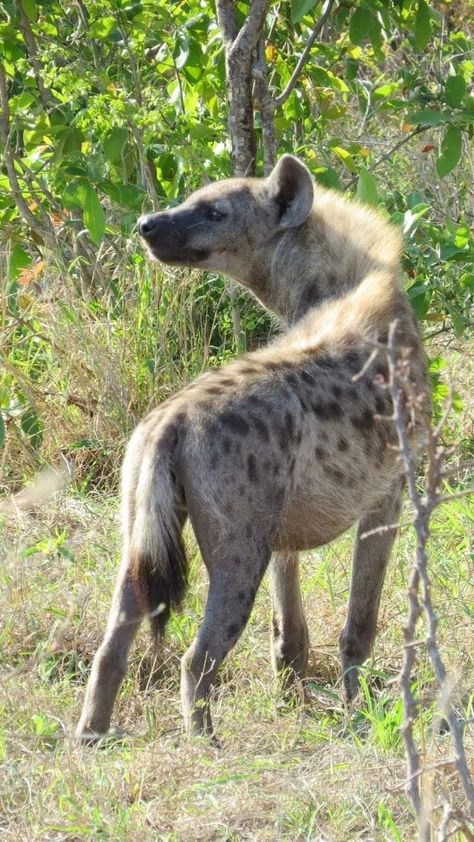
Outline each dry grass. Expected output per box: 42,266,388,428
1,354,473,839
1,258,473,839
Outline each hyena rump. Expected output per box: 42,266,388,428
76,155,430,740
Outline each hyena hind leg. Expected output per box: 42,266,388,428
181,543,271,738
339,481,403,703
76,559,145,742
269,551,309,694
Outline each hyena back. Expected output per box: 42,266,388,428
76,155,430,740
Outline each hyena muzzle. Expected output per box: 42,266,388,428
76,155,430,741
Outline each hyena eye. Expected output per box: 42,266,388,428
206,206,226,222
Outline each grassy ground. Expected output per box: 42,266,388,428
1,251,473,840
1,346,473,840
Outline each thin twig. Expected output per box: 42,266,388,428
346,127,429,189
274,0,335,108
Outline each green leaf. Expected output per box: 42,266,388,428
415,0,431,51
89,16,116,39
83,187,106,244
349,7,371,46
408,109,448,126
103,127,128,165
62,178,90,210
21,0,37,21
21,408,43,450
9,243,31,281
446,305,465,337
291,0,318,24
369,15,382,55
0,414,5,449
436,126,462,177
445,75,466,108
356,166,379,206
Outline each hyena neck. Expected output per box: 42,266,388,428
242,193,404,327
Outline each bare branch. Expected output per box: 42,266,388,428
17,2,56,110
215,0,238,45
386,321,474,828
274,0,335,109
253,36,277,174
346,127,428,189
229,0,270,59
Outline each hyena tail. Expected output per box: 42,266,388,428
126,425,187,641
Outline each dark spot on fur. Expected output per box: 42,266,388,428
227,623,240,639
333,468,344,483
239,484,245,496
206,386,224,395
351,407,374,431
241,612,249,625
289,457,296,475
315,446,327,460
346,384,358,401
285,372,299,387
344,351,361,371
240,365,260,375
210,453,219,469
331,384,342,399
274,425,288,451
265,360,282,371
312,400,342,420
300,369,315,385
237,590,246,602
275,486,284,507
219,378,235,387
328,400,342,419
247,394,271,413
220,410,250,435
223,437,232,454
295,430,302,446
337,437,349,452
298,393,312,413
247,453,258,483
251,414,270,442
285,410,295,439
316,355,337,369
233,555,242,566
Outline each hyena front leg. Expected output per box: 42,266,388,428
76,555,144,741
181,543,271,738
269,551,309,691
339,481,403,702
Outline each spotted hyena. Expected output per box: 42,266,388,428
76,155,430,741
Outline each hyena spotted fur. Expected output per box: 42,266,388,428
76,155,430,741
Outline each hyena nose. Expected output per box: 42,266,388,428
138,214,159,239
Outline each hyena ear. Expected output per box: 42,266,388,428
267,155,314,229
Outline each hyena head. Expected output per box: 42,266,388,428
138,155,314,283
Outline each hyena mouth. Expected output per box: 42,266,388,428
146,244,210,266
